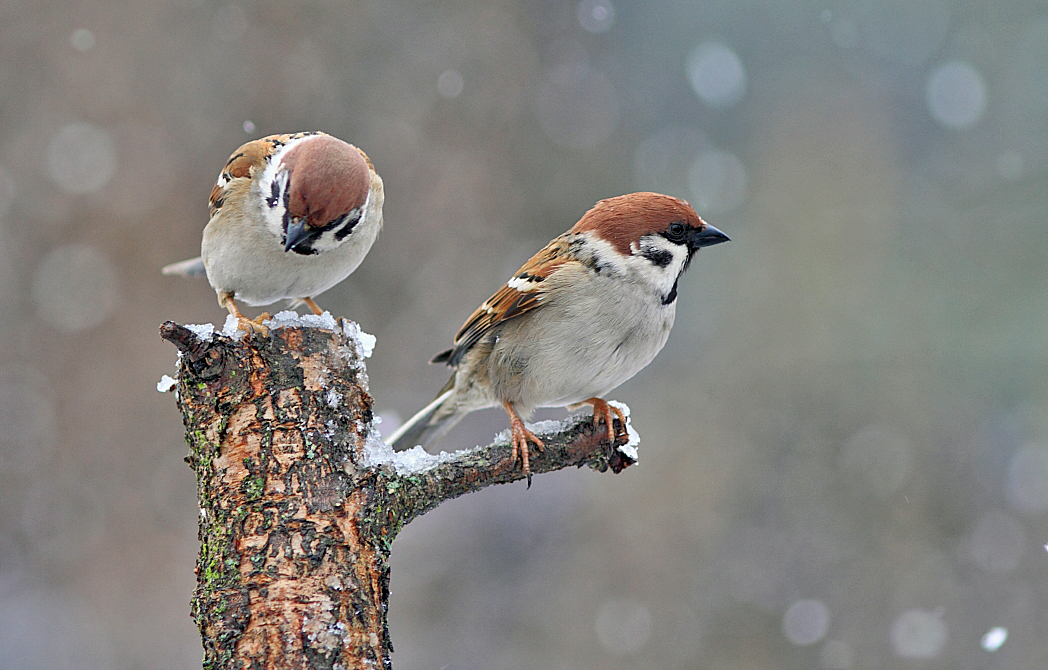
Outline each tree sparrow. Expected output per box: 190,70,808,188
163,131,384,333
387,192,729,482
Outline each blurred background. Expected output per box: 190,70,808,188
2,0,1047,667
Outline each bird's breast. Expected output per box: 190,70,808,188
486,269,676,411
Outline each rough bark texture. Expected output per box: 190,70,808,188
161,319,635,669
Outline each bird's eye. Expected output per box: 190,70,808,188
666,221,687,242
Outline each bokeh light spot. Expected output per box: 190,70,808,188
69,28,95,52
686,41,746,108
1006,443,1048,513
46,123,116,195
594,598,653,655
687,149,747,212
890,609,947,658
782,599,830,646
577,0,615,34
926,60,987,129
965,510,1025,573
32,244,120,332
981,627,1008,652
437,69,464,99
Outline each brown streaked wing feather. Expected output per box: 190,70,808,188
207,132,325,217
439,234,574,367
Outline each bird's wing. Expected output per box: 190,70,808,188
433,233,576,367
208,132,324,218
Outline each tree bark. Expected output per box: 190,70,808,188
160,318,636,669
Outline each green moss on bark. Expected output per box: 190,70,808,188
161,319,635,669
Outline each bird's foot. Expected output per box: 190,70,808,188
237,312,271,337
503,402,544,487
585,397,627,444
301,297,324,316
220,293,271,337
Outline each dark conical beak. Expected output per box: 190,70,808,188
690,224,730,250
284,219,313,252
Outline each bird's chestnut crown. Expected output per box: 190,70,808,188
571,192,711,255
280,136,371,228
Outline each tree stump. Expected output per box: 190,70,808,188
160,315,637,669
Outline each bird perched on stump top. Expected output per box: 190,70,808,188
163,131,384,335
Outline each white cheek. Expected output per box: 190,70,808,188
256,168,290,240
580,235,630,274
263,204,285,240
257,139,298,192
576,233,686,295
309,228,343,253
623,237,688,293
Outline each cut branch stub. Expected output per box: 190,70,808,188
161,319,637,669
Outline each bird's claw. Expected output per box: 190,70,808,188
236,313,271,337
586,397,627,445
505,406,544,487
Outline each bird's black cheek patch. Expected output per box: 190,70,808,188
641,247,674,268
267,178,281,209
333,210,362,242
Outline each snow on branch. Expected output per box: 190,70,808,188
159,314,637,669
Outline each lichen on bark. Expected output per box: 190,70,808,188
161,319,635,669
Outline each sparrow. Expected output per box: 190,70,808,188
163,131,384,334
386,192,729,483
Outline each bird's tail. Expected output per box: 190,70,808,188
385,387,463,452
162,256,207,277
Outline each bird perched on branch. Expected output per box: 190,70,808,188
163,131,384,334
387,192,729,483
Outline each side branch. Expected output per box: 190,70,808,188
370,415,636,532
161,318,638,669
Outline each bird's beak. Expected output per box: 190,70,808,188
284,218,313,252
690,224,730,249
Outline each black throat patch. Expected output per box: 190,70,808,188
661,278,678,305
